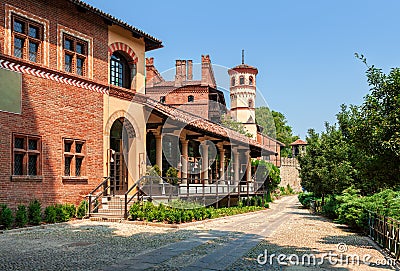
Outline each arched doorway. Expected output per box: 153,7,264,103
109,117,135,194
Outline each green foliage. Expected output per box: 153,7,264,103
64,204,76,219
76,200,88,219
0,205,14,229
44,204,74,223
15,205,28,227
252,159,281,193
221,114,253,138
44,206,57,223
298,125,354,200
165,167,179,185
28,199,42,225
298,192,316,208
301,58,400,196
128,200,266,224
148,165,161,176
255,107,299,157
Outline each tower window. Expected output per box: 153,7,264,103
188,95,194,102
249,76,253,86
239,76,244,85
231,77,235,86
248,99,254,108
160,96,166,103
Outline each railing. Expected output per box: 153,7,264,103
368,211,400,261
123,176,266,217
87,176,113,215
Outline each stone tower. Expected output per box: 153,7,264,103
228,53,258,139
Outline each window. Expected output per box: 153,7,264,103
239,76,244,85
231,77,235,86
12,134,41,176
63,34,87,76
188,95,194,102
63,139,85,177
110,52,136,89
248,99,254,108
249,76,253,86
160,96,166,103
11,15,43,63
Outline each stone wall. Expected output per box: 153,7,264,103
279,157,302,192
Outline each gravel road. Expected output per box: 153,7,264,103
0,195,396,271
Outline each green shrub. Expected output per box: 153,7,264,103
322,195,339,219
55,204,69,222
286,184,294,194
44,206,57,223
298,192,316,208
76,200,88,219
28,199,42,225
165,167,179,185
64,204,76,219
129,203,141,220
15,205,28,227
0,206,14,229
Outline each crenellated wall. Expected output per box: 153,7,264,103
279,157,302,192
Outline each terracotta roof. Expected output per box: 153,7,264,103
69,0,162,51
137,94,277,154
289,139,307,146
232,64,258,70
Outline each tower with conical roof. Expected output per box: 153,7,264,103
228,51,258,139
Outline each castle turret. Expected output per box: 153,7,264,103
228,54,258,139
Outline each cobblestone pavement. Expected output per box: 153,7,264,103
0,196,397,271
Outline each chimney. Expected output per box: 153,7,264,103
187,60,193,80
145,57,163,88
146,57,155,87
201,55,216,88
181,60,187,82
175,60,183,87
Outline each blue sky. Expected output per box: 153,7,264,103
85,0,400,139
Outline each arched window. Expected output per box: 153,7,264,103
188,95,194,102
239,76,244,85
248,99,254,108
249,76,253,86
231,77,235,86
160,96,165,103
110,52,134,89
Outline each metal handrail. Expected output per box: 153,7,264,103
88,176,112,215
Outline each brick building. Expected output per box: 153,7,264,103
0,0,162,208
146,55,226,123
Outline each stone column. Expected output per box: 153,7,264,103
234,148,240,188
181,139,189,184
218,146,225,182
246,151,252,183
201,142,209,184
155,134,163,174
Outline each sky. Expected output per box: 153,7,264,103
85,0,400,139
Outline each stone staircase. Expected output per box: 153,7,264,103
90,195,128,222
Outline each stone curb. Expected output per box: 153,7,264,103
0,219,87,234
124,208,271,229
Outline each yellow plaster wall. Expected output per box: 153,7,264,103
108,25,146,93
103,95,147,187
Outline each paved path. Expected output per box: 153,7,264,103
0,195,396,271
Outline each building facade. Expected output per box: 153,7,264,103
0,0,162,208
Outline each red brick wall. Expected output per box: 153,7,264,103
1,0,109,83
0,0,108,209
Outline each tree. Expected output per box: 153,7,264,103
337,55,400,193
255,107,299,157
220,114,253,137
252,159,281,197
298,125,354,203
